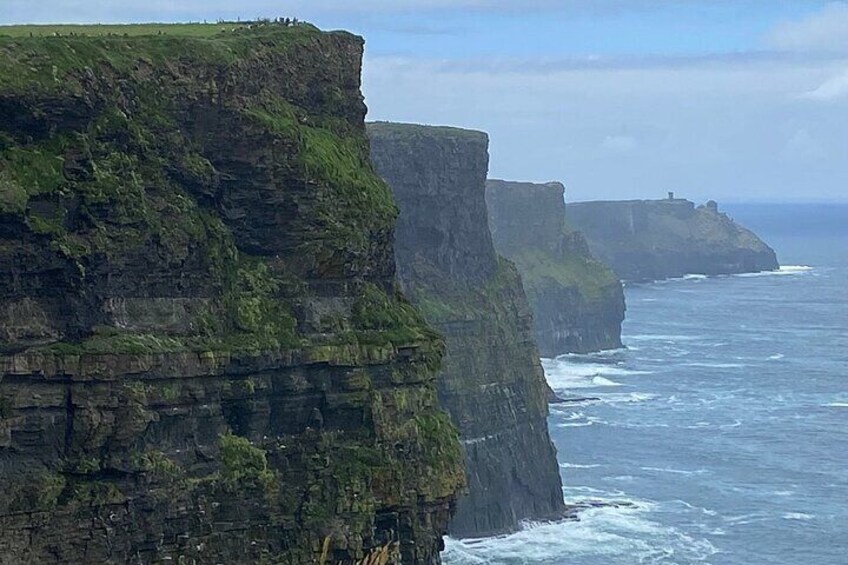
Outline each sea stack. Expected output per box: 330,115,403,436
486,180,625,356
567,198,779,281
368,123,566,538
0,25,465,563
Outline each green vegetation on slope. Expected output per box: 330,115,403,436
510,248,620,301
244,96,398,259
0,23,423,357
219,433,277,492
352,283,439,346
409,256,528,324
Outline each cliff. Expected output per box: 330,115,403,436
486,180,625,356
567,199,779,281
0,24,465,564
367,123,565,538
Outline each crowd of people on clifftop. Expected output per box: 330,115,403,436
218,17,304,27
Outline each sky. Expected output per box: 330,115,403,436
3,1,848,203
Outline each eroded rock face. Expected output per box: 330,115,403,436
567,199,779,281
368,123,565,538
0,26,464,564
486,180,625,356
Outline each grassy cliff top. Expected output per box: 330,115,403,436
0,21,351,94
367,121,488,143
0,21,321,38
487,179,565,191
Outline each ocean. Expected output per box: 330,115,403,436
444,203,848,564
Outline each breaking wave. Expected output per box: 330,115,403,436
443,491,718,565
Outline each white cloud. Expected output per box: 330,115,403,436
801,68,848,100
766,2,848,53
363,53,848,202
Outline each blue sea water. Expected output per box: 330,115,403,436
444,203,848,564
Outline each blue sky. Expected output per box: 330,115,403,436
3,1,848,202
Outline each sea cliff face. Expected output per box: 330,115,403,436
567,199,779,281
486,180,625,356
368,123,565,538
0,25,464,564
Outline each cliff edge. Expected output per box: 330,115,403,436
486,180,625,356
567,198,779,281
368,123,566,538
0,24,464,564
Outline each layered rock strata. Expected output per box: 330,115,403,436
0,24,464,564
368,123,565,538
567,198,779,281
486,180,625,356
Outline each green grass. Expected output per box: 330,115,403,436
512,248,619,301
367,121,487,144
219,433,277,493
0,140,68,215
351,283,438,346
244,96,398,260
0,22,324,94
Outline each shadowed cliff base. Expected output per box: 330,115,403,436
567,198,779,282
0,24,465,564
367,122,567,538
486,180,625,357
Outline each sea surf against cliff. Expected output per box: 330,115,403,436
444,208,847,564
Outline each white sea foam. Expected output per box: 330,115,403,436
592,376,623,387
542,361,643,377
602,392,658,404
542,358,649,391
625,333,705,342
604,475,636,482
640,466,708,476
552,347,629,360
723,512,772,526
769,353,785,360
654,274,708,284
734,265,813,278
822,402,848,408
443,491,718,565
682,362,746,369
557,414,608,428
685,422,713,429
782,512,814,521
560,463,603,469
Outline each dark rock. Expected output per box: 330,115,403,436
567,198,780,281
549,394,601,405
486,180,625,356
368,123,566,539
0,26,464,564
